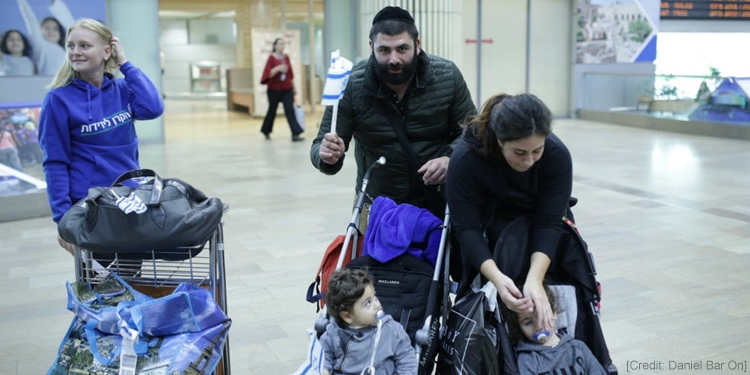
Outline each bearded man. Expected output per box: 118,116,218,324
310,6,475,221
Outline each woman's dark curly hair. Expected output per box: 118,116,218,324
326,268,373,326
463,93,552,158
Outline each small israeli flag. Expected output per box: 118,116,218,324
321,50,353,106
113,191,148,214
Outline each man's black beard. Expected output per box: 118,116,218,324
373,51,418,85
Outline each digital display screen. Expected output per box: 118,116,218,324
661,1,750,19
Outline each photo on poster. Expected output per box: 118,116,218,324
0,105,47,194
0,0,106,77
575,0,658,64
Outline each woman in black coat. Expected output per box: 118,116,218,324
446,93,573,337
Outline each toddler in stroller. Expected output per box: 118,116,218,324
506,282,607,375
493,215,618,375
308,158,452,375
320,268,417,375
436,214,617,375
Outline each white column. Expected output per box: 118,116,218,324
107,0,164,144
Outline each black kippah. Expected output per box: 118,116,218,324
372,6,415,25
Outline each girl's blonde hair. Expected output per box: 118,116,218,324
48,18,118,89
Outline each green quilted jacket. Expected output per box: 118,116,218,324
310,51,476,208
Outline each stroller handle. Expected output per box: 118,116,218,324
357,157,386,208
362,157,386,187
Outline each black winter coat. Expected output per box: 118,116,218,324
311,51,475,208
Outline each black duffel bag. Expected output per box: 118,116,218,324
58,169,225,260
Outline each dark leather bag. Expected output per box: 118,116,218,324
58,169,225,260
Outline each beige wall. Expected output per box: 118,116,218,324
460,0,572,116
528,0,573,116
462,0,528,109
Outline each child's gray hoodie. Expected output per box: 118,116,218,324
320,314,417,375
515,333,607,375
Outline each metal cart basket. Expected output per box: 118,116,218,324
73,223,231,375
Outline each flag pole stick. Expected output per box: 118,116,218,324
331,102,339,135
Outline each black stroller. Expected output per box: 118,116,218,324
309,157,453,375
435,197,616,375
490,209,617,374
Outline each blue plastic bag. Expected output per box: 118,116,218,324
48,274,230,375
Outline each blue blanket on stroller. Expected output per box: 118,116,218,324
364,196,442,267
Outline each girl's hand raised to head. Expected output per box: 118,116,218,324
110,36,127,66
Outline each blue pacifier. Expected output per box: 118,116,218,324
533,330,550,342
376,310,385,320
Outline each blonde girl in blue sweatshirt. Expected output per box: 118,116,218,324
38,18,164,256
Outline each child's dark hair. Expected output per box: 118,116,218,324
326,268,373,326
1,30,33,57
504,282,558,342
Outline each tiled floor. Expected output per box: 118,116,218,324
1,99,749,374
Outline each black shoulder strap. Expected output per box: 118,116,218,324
384,110,420,173
382,103,447,216
382,107,423,200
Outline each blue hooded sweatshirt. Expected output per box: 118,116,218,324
39,62,164,222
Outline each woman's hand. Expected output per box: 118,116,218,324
57,235,75,255
271,64,288,76
110,36,127,66
481,259,533,312
523,278,556,334
525,252,555,334
494,272,533,312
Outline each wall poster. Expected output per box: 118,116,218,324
0,0,106,77
576,0,660,63
1,0,105,208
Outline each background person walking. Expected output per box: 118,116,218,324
259,38,304,142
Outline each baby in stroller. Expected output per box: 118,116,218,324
320,268,417,375
506,282,607,375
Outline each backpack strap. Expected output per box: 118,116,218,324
306,277,324,313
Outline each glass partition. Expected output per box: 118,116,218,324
579,72,750,125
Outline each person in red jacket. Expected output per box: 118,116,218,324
260,38,304,142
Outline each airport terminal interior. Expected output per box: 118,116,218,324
2,101,750,374
1,0,750,374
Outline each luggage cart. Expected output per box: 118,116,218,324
73,223,231,375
